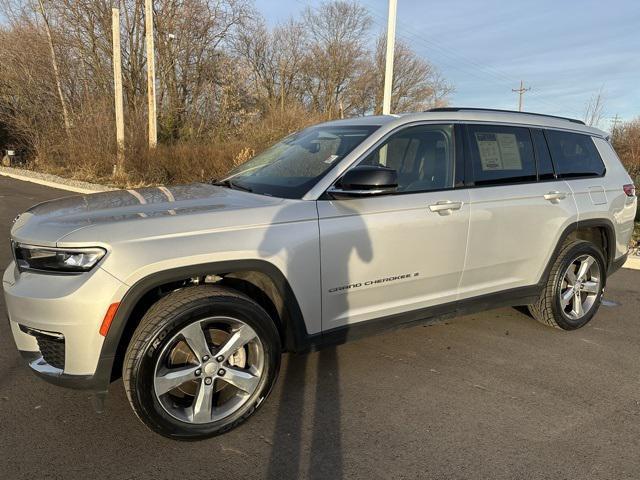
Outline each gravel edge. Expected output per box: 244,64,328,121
0,166,115,193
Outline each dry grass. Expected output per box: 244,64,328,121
24,105,326,188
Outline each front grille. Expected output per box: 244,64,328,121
32,332,65,370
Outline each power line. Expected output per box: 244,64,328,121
292,0,580,117
364,5,580,116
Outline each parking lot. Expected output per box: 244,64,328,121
1,174,640,480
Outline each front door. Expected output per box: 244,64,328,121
317,124,470,331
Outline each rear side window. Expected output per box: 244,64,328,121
545,130,605,178
467,125,536,186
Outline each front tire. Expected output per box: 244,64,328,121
123,285,281,440
529,240,606,330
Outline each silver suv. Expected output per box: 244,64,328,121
3,108,637,439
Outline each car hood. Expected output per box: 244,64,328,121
11,183,285,245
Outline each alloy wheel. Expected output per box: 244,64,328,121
153,316,264,424
559,254,601,320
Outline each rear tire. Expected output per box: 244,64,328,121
528,240,606,330
123,285,281,440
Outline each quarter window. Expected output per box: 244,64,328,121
544,130,605,178
359,124,454,193
467,125,536,186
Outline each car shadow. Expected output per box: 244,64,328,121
259,201,372,479
265,348,343,479
265,353,309,479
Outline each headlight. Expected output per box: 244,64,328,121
13,243,106,273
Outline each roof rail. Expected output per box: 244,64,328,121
426,107,586,125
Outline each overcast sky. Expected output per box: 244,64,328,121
255,0,640,130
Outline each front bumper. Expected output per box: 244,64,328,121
3,261,127,385
18,350,99,390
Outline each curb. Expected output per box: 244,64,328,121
623,256,640,271
0,167,113,194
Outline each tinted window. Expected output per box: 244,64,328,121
360,124,454,193
223,125,379,198
467,125,536,186
531,129,555,180
545,130,605,178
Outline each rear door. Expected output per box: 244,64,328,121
317,124,470,331
458,124,578,299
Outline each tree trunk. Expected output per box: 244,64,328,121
38,0,71,138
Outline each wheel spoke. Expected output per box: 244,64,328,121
573,290,584,317
561,288,575,309
153,316,265,426
191,380,215,423
581,280,599,294
221,367,260,394
216,324,256,360
155,365,200,395
565,267,577,285
576,256,595,281
181,322,212,360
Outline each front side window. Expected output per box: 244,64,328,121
359,124,454,193
223,125,379,198
545,130,605,178
467,124,537,186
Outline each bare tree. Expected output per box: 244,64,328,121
0,0,454,184
612,118,640,179
583,87,606,127
154,0,252,139
37,0,71,136
0,23,58,152
370,35,452,114
234,18,308,112
301,0,372,116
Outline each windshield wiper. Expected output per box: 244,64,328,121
212,179,253,192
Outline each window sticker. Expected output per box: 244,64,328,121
324,154,340,164
475,132,522,171
496,133,522,169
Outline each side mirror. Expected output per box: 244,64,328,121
328,165,398,199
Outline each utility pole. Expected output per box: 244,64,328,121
145,0,158,148
112,8,125,174
610,114,621,140
382,0,397,115
512,80,531,112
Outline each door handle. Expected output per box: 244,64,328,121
543,191,567,203
429,200,463,215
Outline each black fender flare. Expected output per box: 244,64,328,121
538,218,617,286
92,260,310,393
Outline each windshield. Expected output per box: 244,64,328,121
222,125,380,198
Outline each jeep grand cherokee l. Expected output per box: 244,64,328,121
3,108,636,439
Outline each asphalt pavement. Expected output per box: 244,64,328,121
1,175,639,480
